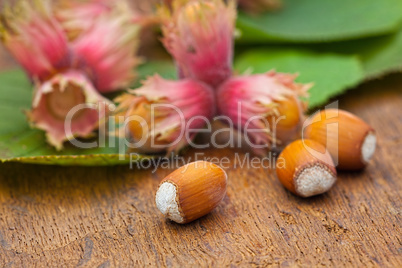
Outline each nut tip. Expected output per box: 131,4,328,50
361,132,376,164
155,182,184,223
295,165,337,198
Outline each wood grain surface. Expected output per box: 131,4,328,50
0,50,401,267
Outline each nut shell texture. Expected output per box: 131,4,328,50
304,109,376,170
276,139,337,197
156,161,227,224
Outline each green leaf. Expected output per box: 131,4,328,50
343,27,402,78
134,60,177,87
0,69,157,166
304,25,402,79
234,48,364,108
236,0,402,44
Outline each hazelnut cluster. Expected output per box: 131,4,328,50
276,109,376,198
117,0,310,157
0,0,142,149
156,110,377,224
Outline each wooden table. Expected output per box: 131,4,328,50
0,49,401,267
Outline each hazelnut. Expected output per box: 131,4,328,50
276,139,337,198
304,109,376,170
155,161,227,224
